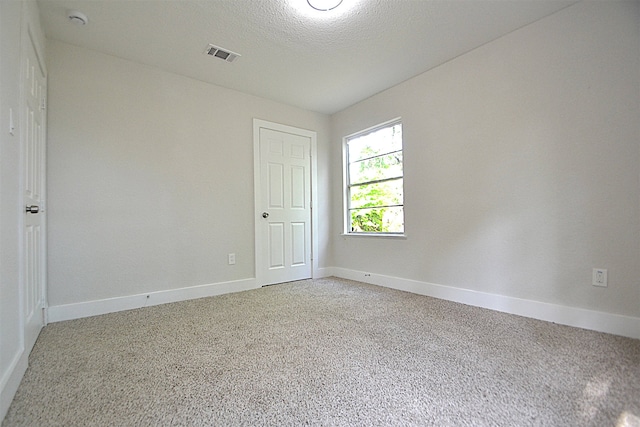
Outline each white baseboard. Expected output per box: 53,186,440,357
1,347,27,422
331,267,640,340
314,267,334,279
47,278,258,323
44,269,640,339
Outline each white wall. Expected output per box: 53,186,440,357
0,0,46,419
331,1,640,322
46,41,330,311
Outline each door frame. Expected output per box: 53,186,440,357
253,119,318,286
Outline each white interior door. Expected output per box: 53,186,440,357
255,124,312,286
22,29,47,352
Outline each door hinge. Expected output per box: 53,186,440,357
40,97,46,110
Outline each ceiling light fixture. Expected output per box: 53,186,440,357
307,0,343,11
67,10,88,25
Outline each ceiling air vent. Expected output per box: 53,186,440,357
204,44,241,63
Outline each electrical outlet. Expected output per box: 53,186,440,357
9,108,15,135
592,268,607,287
228,253,236,265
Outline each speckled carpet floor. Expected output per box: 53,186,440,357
3,277,640,426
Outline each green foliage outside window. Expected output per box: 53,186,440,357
351,209,384,232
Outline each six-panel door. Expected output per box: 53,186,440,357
259,128,311,285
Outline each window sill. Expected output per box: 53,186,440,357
340,233,407,239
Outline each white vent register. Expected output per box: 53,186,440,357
204,44,241,63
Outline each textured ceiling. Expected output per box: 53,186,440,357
38,0,576,114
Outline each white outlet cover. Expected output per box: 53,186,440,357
592,268,608,287
9,108,15,135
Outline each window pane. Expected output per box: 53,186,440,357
349,179,403,209
349,152,403,185
349,206,404,233
348,123,402,162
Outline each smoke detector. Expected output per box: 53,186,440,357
204,44,240,63
67,10,88,25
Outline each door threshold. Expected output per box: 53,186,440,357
261,278,311,288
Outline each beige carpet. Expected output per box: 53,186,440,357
3,277,640,426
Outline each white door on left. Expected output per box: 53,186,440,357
22,29,47,352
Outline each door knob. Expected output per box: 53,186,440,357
26,205,39,214
262,212,269,219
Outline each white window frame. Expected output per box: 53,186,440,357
343,117,405,237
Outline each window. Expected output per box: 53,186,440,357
344,118,404,235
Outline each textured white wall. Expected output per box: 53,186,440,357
330,1,640,317
46,41,330,307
